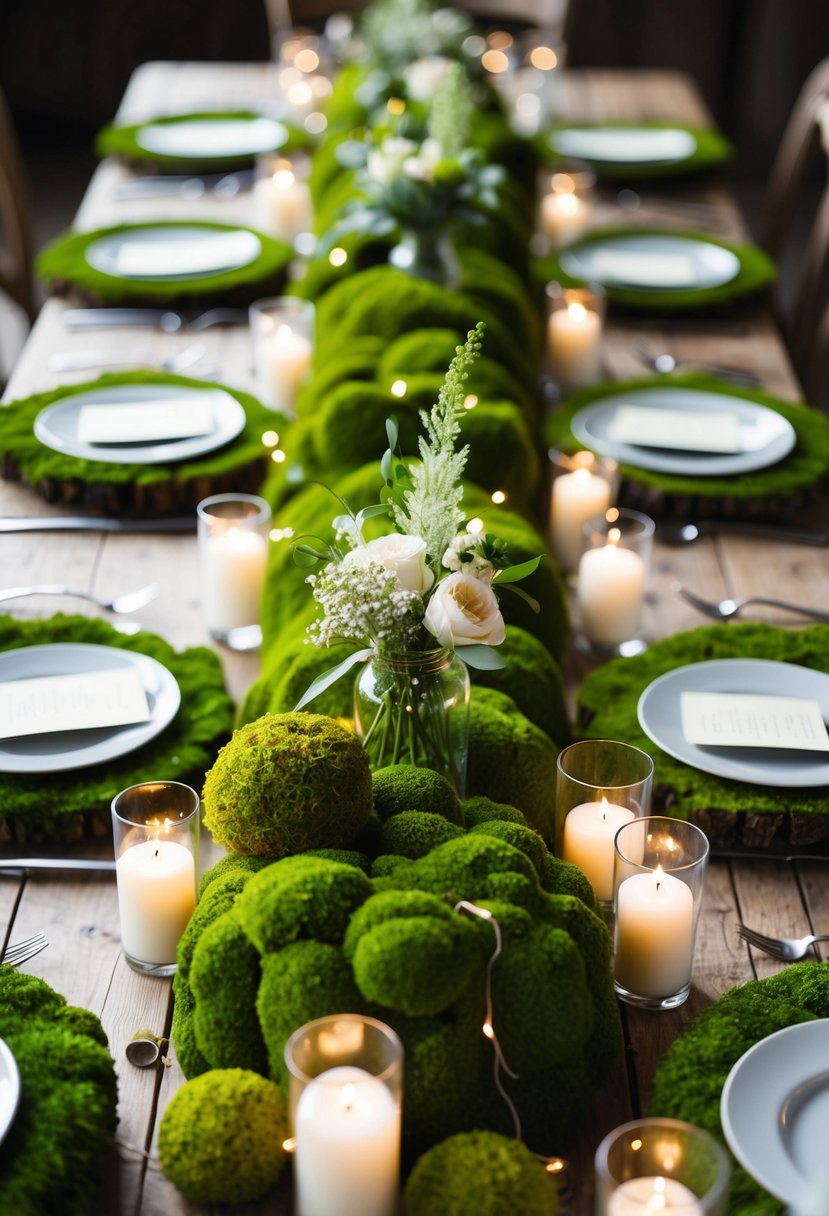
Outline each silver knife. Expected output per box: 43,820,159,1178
63,308,184,332
0,858,116,872
0,517,196,533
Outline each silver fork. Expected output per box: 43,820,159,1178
675,583,829,623
63,307,247,333
48,341,210,374
0,582,158,613
2,931,48,966
634,345,762,387
738,924,829,962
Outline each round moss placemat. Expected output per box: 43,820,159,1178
36,220,291,306
96,110,306,171
545,373,829,515
649,962,829,1216
538,121,732,180
1,370,280,514
0,966,117,1216
577,622,829,848
537,226,776,311
0,613,233,843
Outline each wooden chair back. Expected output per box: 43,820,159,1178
0,88,35,323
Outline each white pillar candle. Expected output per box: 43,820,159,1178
608,1175,704,1214
578,528,645,645
540,189,591,247
252,165,312,242
614,869,695,999
115,838,196,965
550,466,612,572
548,300,603,387
258,322,312,414
562,798,636,902
295,1065,401,1216
201,525,267,634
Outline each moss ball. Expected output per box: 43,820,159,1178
158,1069,287,1204
372,765,463,825
380,811,466,859
463,796,527,827
405,1130,558,1216
202,713,373,856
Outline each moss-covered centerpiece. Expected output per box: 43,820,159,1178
291,324,541,796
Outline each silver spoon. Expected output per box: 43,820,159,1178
635,347,762,387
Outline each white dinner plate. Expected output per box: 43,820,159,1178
637,659,829,788
0,643,180,774
550,125,697,165
559,232,740,291
0,1038,20,1147
84,225,261,281
721,1021,829,1209
135,115,287,159
34,381,246,466
570,387,796,477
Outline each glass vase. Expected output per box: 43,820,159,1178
354,648,470,796
387,228,460,286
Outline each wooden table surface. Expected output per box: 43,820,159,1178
2,62,828,1216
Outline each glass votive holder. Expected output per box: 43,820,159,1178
595,1117,731,1214
284,1014,404,1216
252,152,313,246
612,816,710,1010
548,449,618,575
250,295,314,416
489,30,565,136
538,159,596,249
197,492,271,650
546,280,606,390
577,507,655,656
111,781,199,977
555,739,655,907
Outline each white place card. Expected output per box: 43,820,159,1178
608,405,743,453
77,397,215,444
115,232,251,277
590,250,698,288
0,667,151,740
681,692,829,752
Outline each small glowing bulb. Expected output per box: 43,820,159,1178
294,47,319,72
390,379,407,398
606,506,620,524
329,247,348,267
288,81,313,105
482,1021,495,1040
387,96,406,115
482,49,509,73
487,30,513,49
261,430,280,447
463,393,478,409
282,1136,297,1153
467,517,484,534
551,172,576,195
530,45,558,70
491,490,507,504
631,1138,643,1151
272,449,287,463
305,113,328,135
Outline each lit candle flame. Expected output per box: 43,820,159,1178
599,796,609,822
608,527,621,546
568,301,588,323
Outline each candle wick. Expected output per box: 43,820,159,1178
656,881,660,892
154,848,159,859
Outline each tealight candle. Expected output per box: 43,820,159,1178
197,493,271,650
608,1175,704,1214
595,1116,731,1215
294,1066,401,1216
539,165,595,248
578,526,646,646
614,868,695,1000
562,797,636,902
252,157,313,243
548,299,603,387
549,461,613,572
250,296,314,415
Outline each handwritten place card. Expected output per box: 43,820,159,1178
681,692,829,752
77,397,215,445
0,667,150,740
590,250,698,288
608,405,743,453
115,231,251,277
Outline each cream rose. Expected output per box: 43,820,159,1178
423,572,505,647
343,534,435,593
366,136,419,185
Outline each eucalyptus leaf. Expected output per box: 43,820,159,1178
493,557,541,584
385,416,399,451
293,647,374,711
454,644,506,670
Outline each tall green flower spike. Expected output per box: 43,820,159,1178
429,62,472,162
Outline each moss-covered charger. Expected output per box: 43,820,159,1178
95,110,307,172
539,121,733,180
36,220,291,306
0,966,117,1216
538,226,776,311
0,614,233,843
0,371,280,514
545,373,829,515
578,622,829,848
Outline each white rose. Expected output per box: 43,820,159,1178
423,572,505,647
441,533,493,582
343,534,435,593
403,56,453,103
366,136,419,185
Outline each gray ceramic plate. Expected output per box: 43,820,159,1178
637,659,829,787
0,1039,20,1147
570,386,796,476
34,381,246,466
84,225,261,281
550,125,697,165
135,115,287,159
0,643,180,774
559,232,740,291
721,1021,829,1208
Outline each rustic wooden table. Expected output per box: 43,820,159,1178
2,62,828,1216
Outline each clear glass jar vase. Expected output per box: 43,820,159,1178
354,648,471,796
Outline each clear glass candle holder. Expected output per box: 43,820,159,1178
548,449,618,575
577,507,655,656
595,1117,731,1215
546,281,606,390
284,1014,404,1216
538,159,596,249
111,781,199,977
612,816,710,1010
250,295,314,416
555,739,654,907
197,492,271,650
252,152,313,247
486,30,565,136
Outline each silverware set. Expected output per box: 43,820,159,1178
634,343,762,387
738,924,829,962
